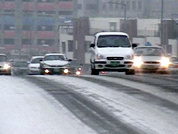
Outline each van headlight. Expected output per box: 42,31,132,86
161,57,170,67
96,54,106,60
133,57,143,67
3,63,11,70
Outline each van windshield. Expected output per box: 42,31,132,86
97,35,131,48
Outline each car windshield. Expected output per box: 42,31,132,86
31,58,43,63
44,55,66,61
0,55,8,62
97,35,131,48
14,61,28,67
170,57,178,62
134,47,165,56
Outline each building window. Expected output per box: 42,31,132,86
68,40,73,52
23,25,33,31
38,0,55,2
62,42,66,53
22,39,31,45
138,1,142,10
4,39,14,45
86,4,97,10
37,25,54,31
102,3,106,11
38,11,55,16
167,45,172,54
59,11,73,15
127,1,130,11
109,3,113,11
132,1,136,10
59,0,72,1
22,0,34,2
4,25,16,30
37,39,55,46
115,4,119,11
78,4,82,10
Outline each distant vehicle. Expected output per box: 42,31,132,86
11,60,28,75
69,60,82,76
133,46,170,73
90,32,136,75
39,53,71,75
0,54,11,75
169,56,178,69
28,56,44,75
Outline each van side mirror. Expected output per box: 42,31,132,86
90,43,95,48
132,43,138,48
68,59,72,62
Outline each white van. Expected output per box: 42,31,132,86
90,32,135,75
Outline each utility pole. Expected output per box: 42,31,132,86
160,0,164,51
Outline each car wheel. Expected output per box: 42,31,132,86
125,69,135,75
91,63,99,75
40,69,44,75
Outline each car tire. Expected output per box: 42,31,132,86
40,69,44,75
125,69,135,75
91,63,99,75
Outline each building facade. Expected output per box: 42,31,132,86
0,0,75,59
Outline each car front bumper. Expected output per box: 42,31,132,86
94,60,134,71
42,67,69,74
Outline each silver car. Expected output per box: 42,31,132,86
133,46,170,73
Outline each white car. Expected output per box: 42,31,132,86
39,53,70,75
28,56,44,75
133,46,170,73
90,32,136,75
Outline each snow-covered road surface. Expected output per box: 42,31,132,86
1,74,178,134
0,76,97,134
37,75,178,134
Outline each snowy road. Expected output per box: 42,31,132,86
1,73,178,134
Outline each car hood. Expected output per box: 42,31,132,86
97,47,133,57
29,63,40,68
140,56,163,61
44,60,69,66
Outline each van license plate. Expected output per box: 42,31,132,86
110,61,120,66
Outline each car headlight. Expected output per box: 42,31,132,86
3,63,11,70
125,55,134,60
161,57,170,67
63,68,69,74
133,57,143,67
96,54,106,60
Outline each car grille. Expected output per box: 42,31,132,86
50,65,64,67
105,65,125,67
144,61,160,64
107,57,124,60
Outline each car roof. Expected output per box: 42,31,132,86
95,32,129,37
0,54,7,56
45,53,65,56
31,56,44,59
135,46,164,49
